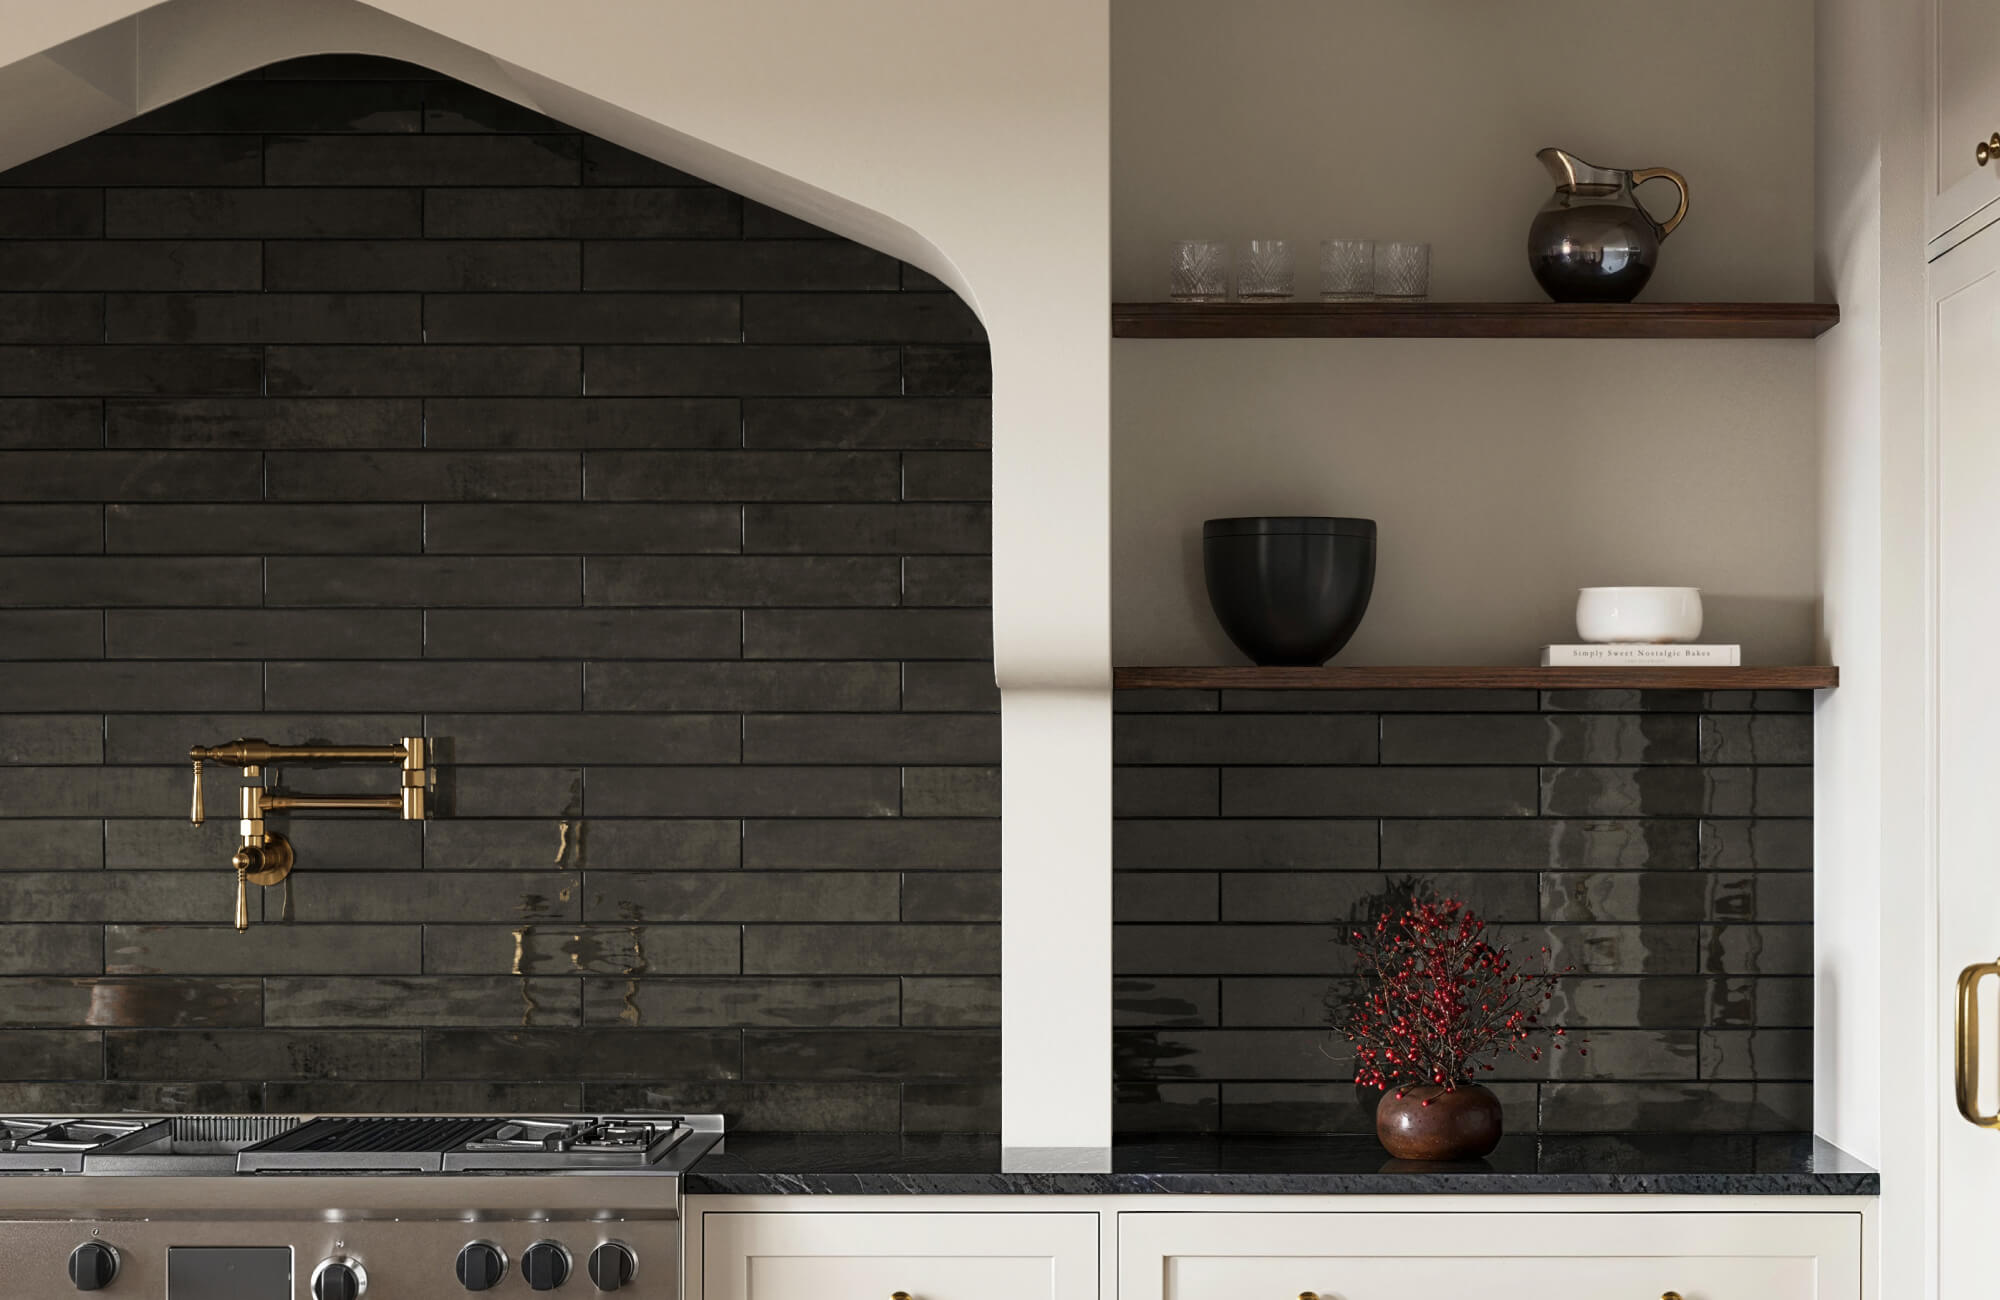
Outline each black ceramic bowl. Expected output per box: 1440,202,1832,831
1202,517,1377,666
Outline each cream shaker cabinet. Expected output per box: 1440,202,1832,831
1117,1211,1863,1300
698,1211,1098,1300
1932,169,2000,1300
693,1203,1867,1300
1933,0,2000,245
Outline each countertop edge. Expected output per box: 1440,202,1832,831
685,1172,1881,1197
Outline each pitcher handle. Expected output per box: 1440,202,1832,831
1631,167,1689,240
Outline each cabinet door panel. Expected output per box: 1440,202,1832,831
750,1255,1058,1299
1118,1211,1859,1300
703,1211,1097,1300
1933,184,2000,1300
1168,1254,1810,1300
1934,0,2000,242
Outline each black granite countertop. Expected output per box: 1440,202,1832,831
685,1133,1878,1197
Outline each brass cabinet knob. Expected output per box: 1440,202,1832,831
1300,1293,1319,1300
892,1293,914,1300
1979,132,2000,165
1662,1292,1685,1300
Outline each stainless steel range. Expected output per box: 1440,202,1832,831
0,1112,721,1298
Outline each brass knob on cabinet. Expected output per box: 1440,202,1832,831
892,1293,914,1300
1979,132,2000,165
1300,1293,1319,1300
1662,1292,1685,1300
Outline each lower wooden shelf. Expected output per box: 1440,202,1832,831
1114,666,1840,690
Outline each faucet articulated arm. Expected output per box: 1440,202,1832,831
189,736,434,931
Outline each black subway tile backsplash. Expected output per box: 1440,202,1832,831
0,397,105,448
0,60,994,1133
743,397,991,450
0,135,263,187
263,133,583,186
1115,687,1813,1135
424,292,740,344
104,188,424,239
423,609,739,660
105,397,423,449
114,79,425,134
584,556,900,608
0,190,106,237
265,344,582,397
105,609,423,659
423,396,739,450
743,503,991,554
582,240,899,291
423,187,739,239
0,293,105,343
104,292,423,345
0,505,104,554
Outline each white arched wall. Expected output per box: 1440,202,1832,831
0,0,1113,1167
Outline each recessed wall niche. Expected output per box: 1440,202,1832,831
0,55,995,1133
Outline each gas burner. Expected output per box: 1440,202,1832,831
20,1119,151,1151
0,1117,153,1172
444,1115,685,1171
460,1116,681,1157
0,1119,46,1153
462,1117,589,1153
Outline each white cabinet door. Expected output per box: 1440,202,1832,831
1933,0,2000,245
1934,188,2000,1300
1118,1212,1860,1300
701,1212,1097,1300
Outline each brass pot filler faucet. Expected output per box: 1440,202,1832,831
189,737,433,931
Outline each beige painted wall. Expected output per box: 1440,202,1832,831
1113,0,1822,665
1812,0,1930,1291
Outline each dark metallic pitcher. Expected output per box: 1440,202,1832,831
1528,147,1688,303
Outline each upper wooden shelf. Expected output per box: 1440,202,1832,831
1111,301,1841,340
1115,666,1840,691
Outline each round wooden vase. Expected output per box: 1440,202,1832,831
1375,1082,1503,1161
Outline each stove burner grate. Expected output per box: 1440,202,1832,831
257,1116,495,1154
239,1117,500,1171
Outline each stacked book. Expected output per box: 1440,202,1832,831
1540,644,1740,667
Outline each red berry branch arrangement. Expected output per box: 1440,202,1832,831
1334,891,1581,1098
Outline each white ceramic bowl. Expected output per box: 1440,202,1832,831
1575,586,1704,644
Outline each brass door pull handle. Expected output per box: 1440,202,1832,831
1979,132,2000,166
1958,958,2000,1128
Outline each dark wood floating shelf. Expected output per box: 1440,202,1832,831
1112,301,1840,339
1116,666,1840,691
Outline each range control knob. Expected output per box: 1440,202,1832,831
310,1257,366,1300
68,1242,117,1291
588,1243,637,1292
523,1242,571,1291
456,1241,507,1291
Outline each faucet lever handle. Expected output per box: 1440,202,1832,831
190,758,204,826
233,861,248,932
